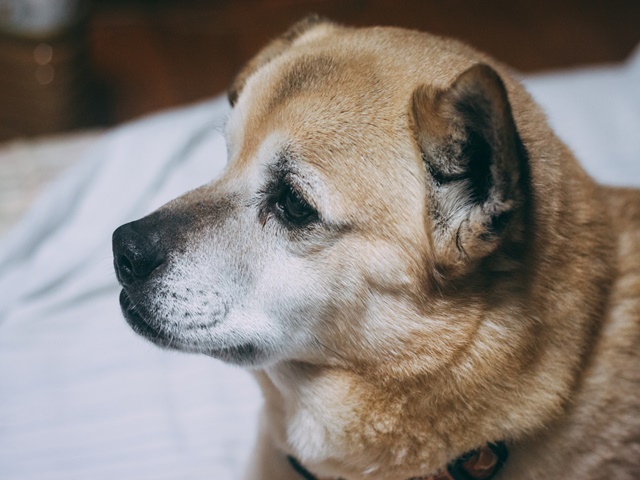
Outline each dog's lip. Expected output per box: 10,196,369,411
119,289,166,341
207,343,258,359
118,290,263,364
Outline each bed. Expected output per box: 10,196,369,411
1,48,639,480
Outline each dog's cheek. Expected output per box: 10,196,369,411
316,240,478,372
253,253,338,352
279,241,409,361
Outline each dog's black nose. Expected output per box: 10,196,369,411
112,221,165,286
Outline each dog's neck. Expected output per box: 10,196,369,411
257,353,522,480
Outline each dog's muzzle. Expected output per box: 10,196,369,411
112,219,174,345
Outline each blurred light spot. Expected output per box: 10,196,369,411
36,65,55,85
34,43,53,65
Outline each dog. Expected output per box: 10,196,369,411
112,16,640,480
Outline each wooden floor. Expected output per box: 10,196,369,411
3,0,640,137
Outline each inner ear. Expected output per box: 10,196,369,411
412,64,529,271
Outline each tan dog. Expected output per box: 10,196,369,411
112,16,640,480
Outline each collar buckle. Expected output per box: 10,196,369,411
446,442,509,480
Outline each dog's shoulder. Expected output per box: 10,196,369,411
511,186,640,478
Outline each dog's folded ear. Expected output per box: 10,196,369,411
412,64,530,273
228,14,335,106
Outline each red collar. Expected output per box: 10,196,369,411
287,442,508,480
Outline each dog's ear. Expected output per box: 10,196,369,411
412,64,529,273
228,14,334,106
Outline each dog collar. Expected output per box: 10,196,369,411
287,442,508,480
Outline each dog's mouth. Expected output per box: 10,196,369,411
119,289,263,364
119,289,172,346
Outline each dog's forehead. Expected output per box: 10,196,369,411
267,53,346,113
226,27,477,164
227,49,421,195
228,49,390,147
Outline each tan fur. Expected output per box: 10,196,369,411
223,19,640,480
108,17,640,480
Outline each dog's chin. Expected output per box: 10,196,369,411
205,343,269,367
119,289,174,348
119,289,268,366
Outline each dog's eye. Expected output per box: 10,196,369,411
276,185,317,225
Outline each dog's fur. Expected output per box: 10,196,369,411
114,17,640,480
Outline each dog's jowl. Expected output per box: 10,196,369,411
113,16,640,480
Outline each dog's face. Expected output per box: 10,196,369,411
113,18,529,375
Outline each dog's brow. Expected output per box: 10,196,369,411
268,152,295,176
259,151,305,202
265,153,316,204
266,152,315,194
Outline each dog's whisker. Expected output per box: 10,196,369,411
312,336,348,363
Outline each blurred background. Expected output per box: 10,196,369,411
1,0,639,139
0,0,639,234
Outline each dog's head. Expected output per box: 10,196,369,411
113,17,533,374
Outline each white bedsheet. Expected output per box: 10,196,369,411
1,49,639,480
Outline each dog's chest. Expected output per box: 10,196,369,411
262,367,365,463
261,366,450,480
